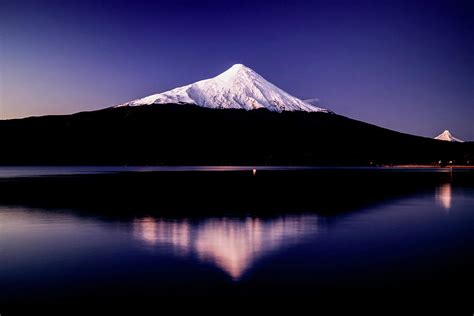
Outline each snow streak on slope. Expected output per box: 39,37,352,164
118,64,328,113
434,130,464,142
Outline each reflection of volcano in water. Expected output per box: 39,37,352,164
133,216,318,280
436,183,452,211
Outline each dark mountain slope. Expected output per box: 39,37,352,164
0,104,472,165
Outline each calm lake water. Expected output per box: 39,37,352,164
0,167,473,311
0,165,456,178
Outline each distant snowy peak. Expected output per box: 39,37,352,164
118,64,329,113
434,130,464,143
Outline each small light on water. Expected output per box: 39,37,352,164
252,168,257,176
436,183,452,211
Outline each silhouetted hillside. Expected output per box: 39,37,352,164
0,104,472,165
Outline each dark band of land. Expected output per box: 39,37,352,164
1,104,472,166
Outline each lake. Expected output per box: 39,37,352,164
0,167,473,312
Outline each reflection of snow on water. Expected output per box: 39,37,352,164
134,215,318,280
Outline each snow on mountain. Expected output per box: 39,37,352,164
303,98,335,113
117,64,329,113
434,130,464,142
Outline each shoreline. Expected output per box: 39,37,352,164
387,165,474,169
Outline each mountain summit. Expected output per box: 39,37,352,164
434,130,464,143
118,64,328,113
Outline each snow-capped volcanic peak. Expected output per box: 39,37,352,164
434,130,464,142
118,64,328,113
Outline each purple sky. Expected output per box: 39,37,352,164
1,0,473,140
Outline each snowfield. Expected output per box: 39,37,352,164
117,64,328,113
434,130,464,143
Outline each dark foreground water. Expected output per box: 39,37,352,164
0,167,473,312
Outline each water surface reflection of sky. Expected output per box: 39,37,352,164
1,180,474,306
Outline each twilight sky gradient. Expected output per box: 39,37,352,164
1,0,473,139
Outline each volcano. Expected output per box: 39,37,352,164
118,64,328,113
434,130,464,143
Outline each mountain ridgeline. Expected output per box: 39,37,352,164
1,103,472,166
2,64,472,166
118,64,328,113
